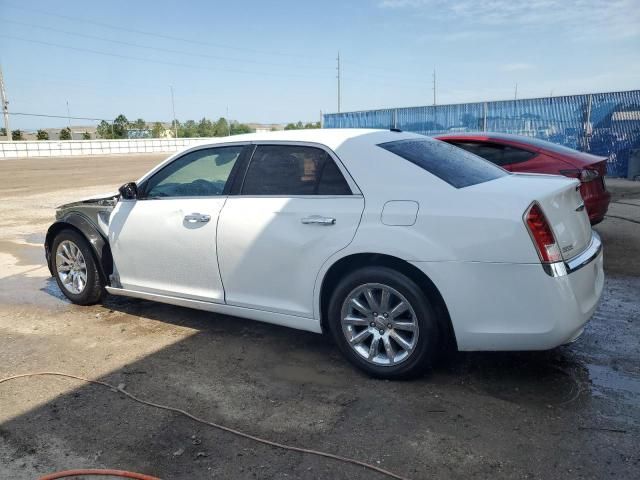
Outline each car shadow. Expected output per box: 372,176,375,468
1,281,631,479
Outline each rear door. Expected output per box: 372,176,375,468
109,145,247,302
217,143,364,318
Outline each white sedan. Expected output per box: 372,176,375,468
45,129,604,378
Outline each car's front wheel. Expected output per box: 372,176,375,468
52,229,104,305
328,266,439,379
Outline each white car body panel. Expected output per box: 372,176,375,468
102,129,603,351
109,197,226,302
217,195,364,317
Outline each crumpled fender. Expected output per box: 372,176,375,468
44,213,112,282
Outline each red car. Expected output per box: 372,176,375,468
436,133,611,224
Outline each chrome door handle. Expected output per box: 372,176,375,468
184,213,211,223
301,215,336,225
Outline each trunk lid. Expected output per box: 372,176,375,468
511,174,592,260
472,173,593,261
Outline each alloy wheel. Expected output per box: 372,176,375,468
340,283,419,366
55,240,88,295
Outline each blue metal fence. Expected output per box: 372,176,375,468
323,90,640,177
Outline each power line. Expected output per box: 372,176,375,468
1,18,331,72
4,3,316,60
8,112,114,122
3,4,431,84
0,34,321,80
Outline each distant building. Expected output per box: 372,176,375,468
248,123,285,133
127,129,152,139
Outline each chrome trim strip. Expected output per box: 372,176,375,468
542,261,567,277
565,231,602,274
542,231,602,277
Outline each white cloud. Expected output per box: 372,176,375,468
377,0,640,37
501,63,535,72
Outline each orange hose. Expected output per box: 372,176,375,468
39,469,160,480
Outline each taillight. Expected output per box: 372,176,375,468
525,203,562,263
559,168,600,182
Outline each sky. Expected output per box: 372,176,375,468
1,0,639,130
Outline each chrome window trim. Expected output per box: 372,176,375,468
543,231,602,277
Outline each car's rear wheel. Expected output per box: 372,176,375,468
52,229,104,305
328,266,439,379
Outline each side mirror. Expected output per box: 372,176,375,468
118,182,138,200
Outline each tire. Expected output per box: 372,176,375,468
328,266,439,379
51,229,104,305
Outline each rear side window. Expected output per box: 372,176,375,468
451,141,536,166
242,145,352,195
378,139,507,188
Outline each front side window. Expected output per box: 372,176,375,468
144,146,243,198
379,138,507,188
241,145,351,195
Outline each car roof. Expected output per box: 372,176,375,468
188,128,424,151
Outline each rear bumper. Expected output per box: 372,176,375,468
410,233,604,351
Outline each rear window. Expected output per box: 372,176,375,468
378,138,507,188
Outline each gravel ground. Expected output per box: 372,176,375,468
0,155,639,480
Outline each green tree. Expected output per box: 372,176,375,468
230,122,252,135
285,121,320,130
36,129,49,140
132,118,146,130
59,127,72,140
82,131,91,140
113,114,129,139
1,127,6,138
152,122,164,138
197,117,214,137
97,120,113,139
213,117,230,137
179,119,198,138
12,129,24,140
285,121,304,130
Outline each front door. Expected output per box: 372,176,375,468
109,145,246,302
217,143,364,318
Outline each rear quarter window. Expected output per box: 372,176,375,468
378,138,507,188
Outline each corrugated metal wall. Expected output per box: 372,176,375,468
323,90,640,177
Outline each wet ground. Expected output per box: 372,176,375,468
0,154,639,479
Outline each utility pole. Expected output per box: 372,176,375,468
226,106,230,136
336,52,341,113
66,100,72,135
433,69,436,106
0,65,11,141
170,85,178,138
514,83,518,100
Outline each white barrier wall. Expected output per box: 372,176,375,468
0,138,211,159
